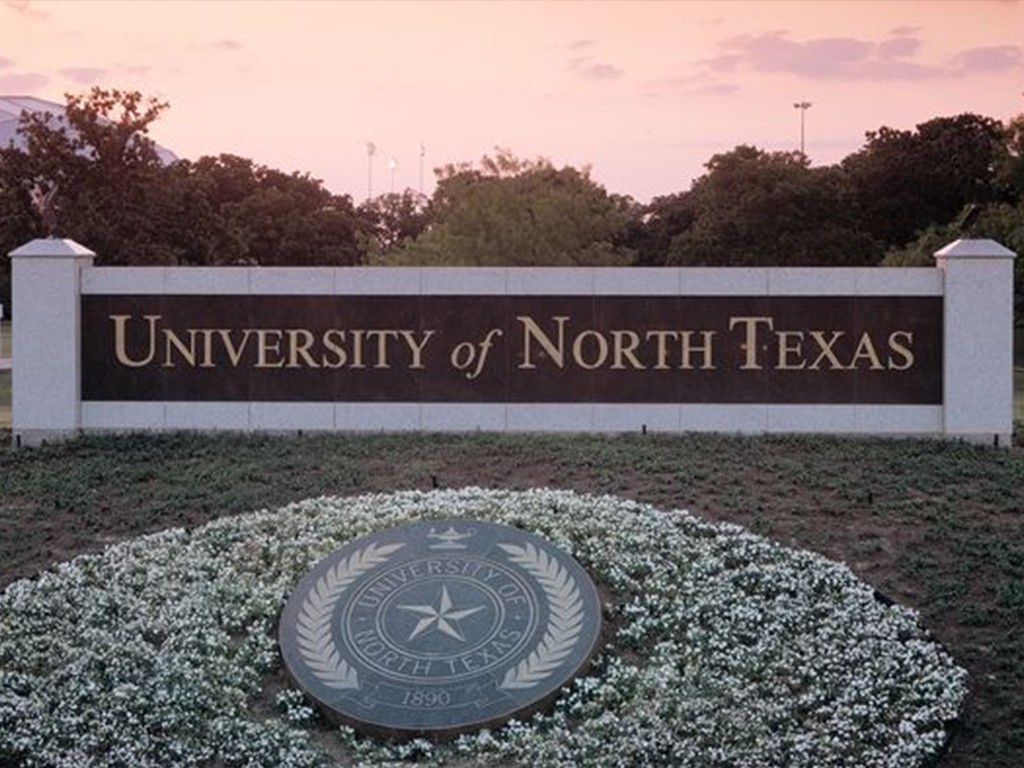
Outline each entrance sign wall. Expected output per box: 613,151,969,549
8,237,1017,446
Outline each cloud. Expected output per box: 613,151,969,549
648,74,739,98
58,66,109,85
2,0,46,19
949,45,1023,73
700,29,1023,82
689,82,740,96
209,39,243,51
0,71,49,91
0,56,13,69
877,36,920,60
575,61,624,80
567,42,624,82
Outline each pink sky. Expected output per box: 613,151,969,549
1,0,1022,203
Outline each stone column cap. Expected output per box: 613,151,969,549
9,238,95,259
934,238,1016,260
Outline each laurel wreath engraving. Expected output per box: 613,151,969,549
295,542,404,690
497,542,585,690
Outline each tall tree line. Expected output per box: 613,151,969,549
2,88,1022,319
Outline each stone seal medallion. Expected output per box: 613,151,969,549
278,519,603,737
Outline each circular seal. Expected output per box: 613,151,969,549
278,519,603,737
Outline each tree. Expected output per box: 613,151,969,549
0,91,368,277
841,113,1005,248
185,154,365,266
379,148,640,266
0,182,37,307
995,112,1024,202
662,145,880,267
630,191,696,266
356,190,431,258
0,88,179,265
884,201,1024,325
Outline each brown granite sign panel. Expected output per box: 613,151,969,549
80,294,942,403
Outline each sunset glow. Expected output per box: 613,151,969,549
1,0,1022,202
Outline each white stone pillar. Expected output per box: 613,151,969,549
8,238,95,446
934,238,1017,447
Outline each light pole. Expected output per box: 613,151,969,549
418,141,426,197
365,141,376,199
388,157,397,195
793,101,811,156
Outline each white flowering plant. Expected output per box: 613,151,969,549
0,488,966,767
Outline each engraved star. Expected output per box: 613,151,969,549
397,585,484,642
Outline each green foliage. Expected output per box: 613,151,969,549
356,190,431,258
0,90,368,279
841,113,1006,248
1,88,1022,324
661,146,881,267
180,154,366,266
0,88,176,267
380,148,640,266
995,113,1024,199
631,191,695,266
884,200,1024,322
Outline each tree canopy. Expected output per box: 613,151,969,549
655,146,879,268
2,89,1022,322
840,113,1006,247
0,89,365,281
375,148,640,267
0,88,173,265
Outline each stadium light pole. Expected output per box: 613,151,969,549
419,141,426,197
365,141,376,199
793,101,812,156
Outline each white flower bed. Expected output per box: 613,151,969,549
0,488,966,768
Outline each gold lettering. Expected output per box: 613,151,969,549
611,330,644,370
285,329,319,368
850,332,884,370
808,330,846,370
196,329,217,368
365,329,399,369
572,330,609,370
729,316,773,370
400,330,435,369
680,330,717,370
217,329,254,367
162,329,198,368
776,331,805,370
321,329,347,368
518,315,568,369
349,329,366,369
888,331,915,370
255,330,285,368
644,330,678,370
111,314,159,368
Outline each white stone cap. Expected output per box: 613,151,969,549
934,238,1017,260
8,238,96,259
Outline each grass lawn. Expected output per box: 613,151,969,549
1,430,1023,767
